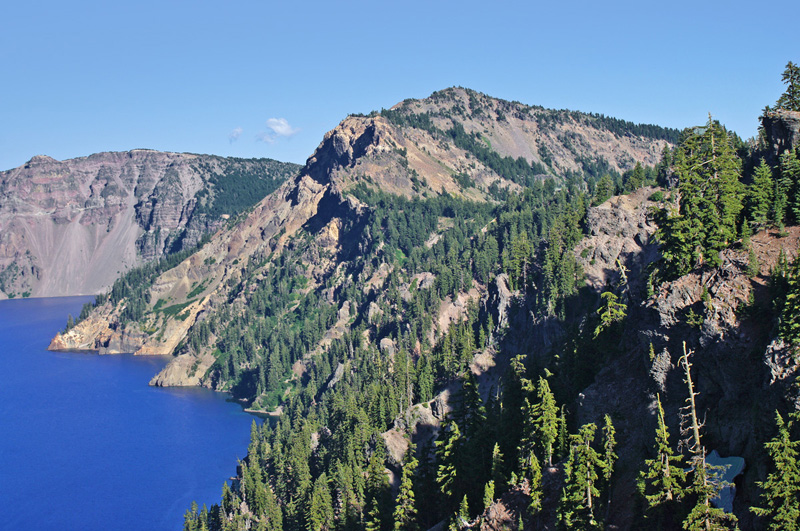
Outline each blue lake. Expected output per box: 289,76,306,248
0,296,254,530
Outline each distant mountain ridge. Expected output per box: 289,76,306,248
0,150,300,298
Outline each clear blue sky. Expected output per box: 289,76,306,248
2,0,798,171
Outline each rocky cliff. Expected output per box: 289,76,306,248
0,151,299,298
761,108,800,162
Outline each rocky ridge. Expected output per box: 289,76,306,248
761,108,800,163
48,89,674,388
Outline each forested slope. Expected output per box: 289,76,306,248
47,79,800,529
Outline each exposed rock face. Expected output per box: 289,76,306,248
571,215,800,527
316,88,673,201
0,150,298,298
150,352,216,387
761,109,800,162
576,187,661,292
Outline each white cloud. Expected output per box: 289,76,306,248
228,126,243,143
257,118,300,143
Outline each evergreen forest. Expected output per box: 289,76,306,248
62,66,800,530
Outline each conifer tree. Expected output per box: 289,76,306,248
558,423,603,530
777,61,800,111
594,291,627,338
741,218,752,248
436,419,463,509
448,494,469,531
751,412,800,530
747,159,774,230
657,119,743,277
263,484,283,531
601,415,617,514
366,442,390,529
638,394,686,525
532,377,559,467
557,406,569,461
184,501,200,531
781,149,800,223
528,453,543,517
490,442,506,492
365,498,382,531
483,480,495,511
679,345,738,531
393,443,419,531
308,473,333,531
779,252,800,347
593,174,615,205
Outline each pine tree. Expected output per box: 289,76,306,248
558,423,603,530
307,473,334,531
184,501,200,531
601,415,617,516
263,484,283,531
594,291,627,338
657,119,743,277
638,394,687,525
741,218,752,248
593,174,615,205
394,444,419,531
748,246,761,278
779,253,800,348
490,442,506,492
532,377,559,467
748,159,774,230
781,149,800,223
365,498,382,531
679,345,738,531
366,442,389,530
528,454,543,517
556,406,569,461
483,480,495,511
455,495,470,529
751,412,800,530
436,419,463,509
777,61,800,111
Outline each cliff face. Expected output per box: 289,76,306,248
761,109,800,162
565,191,800,527
0,151,299,298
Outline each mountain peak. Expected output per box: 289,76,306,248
25,154,58,166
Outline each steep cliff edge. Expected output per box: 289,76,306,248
0,150,299,298
761,108,800,162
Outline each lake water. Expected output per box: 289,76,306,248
0,296,254,530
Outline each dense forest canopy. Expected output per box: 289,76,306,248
174,67,800,529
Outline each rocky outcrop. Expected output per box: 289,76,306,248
150,352,216,387
761,108,800,162
301,87,673,202
575,187,661,292
0,151,299,298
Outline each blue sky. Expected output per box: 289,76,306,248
2,0,798,171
